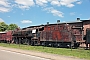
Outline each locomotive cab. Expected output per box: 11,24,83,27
30,27,44,46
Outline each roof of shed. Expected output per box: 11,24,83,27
22,19,90,29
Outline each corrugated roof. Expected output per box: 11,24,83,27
22,19,90,28
44,20,82,26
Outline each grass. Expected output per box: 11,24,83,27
0,43,90,60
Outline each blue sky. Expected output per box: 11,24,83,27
0,0,90,28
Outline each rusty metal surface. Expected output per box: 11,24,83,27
40,24,72,42
12,20,90,43
0,31,12,41
40,22,84,43
0,33,6,40
6,31,12,41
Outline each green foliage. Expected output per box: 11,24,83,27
0,22,8,31
0,22,18,31
8,24,18,30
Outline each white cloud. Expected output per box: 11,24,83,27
60,0,78,8
21,20,32,24
50,0,60,6
70,12,75,16
76,1,82,4
35,0,82,8
44,7,64,17
0,0,11,12
35,0,48,7
0,7,10,12
0,0,82,13
0,0,10,7
15,0,35,9
66,4,74,8
0,18,4,22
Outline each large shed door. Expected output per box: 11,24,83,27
86,28,90,44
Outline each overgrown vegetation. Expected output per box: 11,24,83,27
0,22,18,31
0,43,90,60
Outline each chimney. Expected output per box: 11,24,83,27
47,22,49,25
77,18,80,21
57,20,60,23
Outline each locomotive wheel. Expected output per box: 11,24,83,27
30,41,34,46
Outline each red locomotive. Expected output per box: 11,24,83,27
12,18,90,48
1,18,90,48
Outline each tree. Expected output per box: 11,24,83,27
8,24,18,30
0,22,8,31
